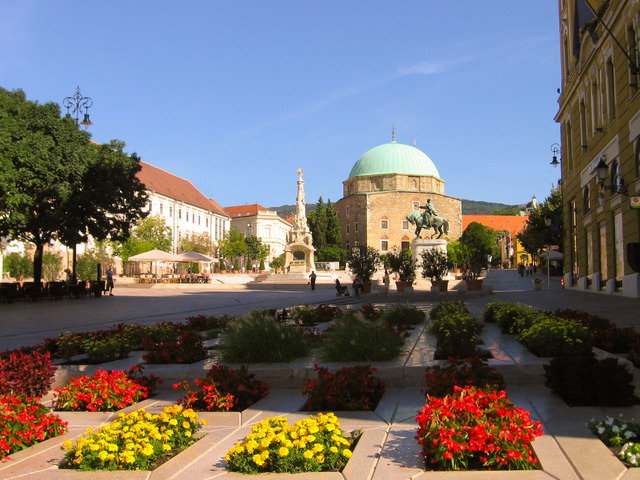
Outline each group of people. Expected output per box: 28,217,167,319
64,265,115,296
517,263,537,277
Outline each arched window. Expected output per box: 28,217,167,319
636,138,640,177
611,161,623,193
380,216,389,229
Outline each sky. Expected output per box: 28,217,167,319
1,1,562,209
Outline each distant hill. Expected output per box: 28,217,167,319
270,199,523,217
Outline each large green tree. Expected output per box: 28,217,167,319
307,197,328,251
308,197,345,263
460,221,495,279
218,228,246,269
116,214,172,261
0,87,147,285
517,188,563,258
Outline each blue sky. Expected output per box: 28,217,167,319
1,1,562,209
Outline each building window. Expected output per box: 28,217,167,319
198,214,200,225
579,99,587,148
186,212,189,222
206,217,209,228
590,79,600,131
566,120,573,170
636,138,640,177
401,241,410,251
169,206,173,217
611,160,623,193
402,220,409,230
412,201,420,211
606,58,616,121
346,225,350,234
380,240,389,251
381,219,388,229
178,208,182,220
628,24,639,90
346,206,349,216
159,203,163,214
148,201,152,212
583,186,590,214
355,222,359,232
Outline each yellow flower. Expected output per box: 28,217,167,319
183,421,190,429
303,450,314,459
163,444,172,451
278,447,289,457
342,449,353,458
201,419,208,426
330,446,338,453
316,453,325,463
98,451,108,461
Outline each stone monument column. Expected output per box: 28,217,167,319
284,169,315,273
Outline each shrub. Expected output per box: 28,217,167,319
142,330,207,364
220,311,309,363
380,304,425,326
82,334,132,363
61,406,204,471
415,386,543,470
320,313,404,362
516,317,593,357
544,353,636,406
429,301,470,322
0,394,68,460
302,365,385,411
482,301,513,323
357,304,383,321
491,303,536,334
225,413,354,474
315,304,342,323
424,356,504,398
175,364,269,411
428,311,484,359
291,305,318,326
554,309,639,353
0,350,56,397
53,369,150,411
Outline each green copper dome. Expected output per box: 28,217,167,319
348,141,441,180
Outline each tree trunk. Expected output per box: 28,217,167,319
32,242,44,291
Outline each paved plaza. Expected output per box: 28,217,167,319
2,269,640,479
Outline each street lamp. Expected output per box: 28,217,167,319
62,87,94,283
550,143,561,167
63,86,93,128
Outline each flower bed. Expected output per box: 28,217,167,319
415,386,543,471
588,417,640,467
301,365,385,411
225,413,354,473
0,394,68,460
60,405,205,470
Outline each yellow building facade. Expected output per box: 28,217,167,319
555,0,640,296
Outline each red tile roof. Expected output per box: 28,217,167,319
462,215,528,235
224,204,271,218
137,162,229,217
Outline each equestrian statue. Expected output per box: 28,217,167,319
406,199,450,239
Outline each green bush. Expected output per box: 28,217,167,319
428,311,484,358
320,313,404,362
380,304,425,326
516,317,593,357
544,353,635,406
220,311,309,363
482,301,513,323
492,303,535,334
429,301,470,322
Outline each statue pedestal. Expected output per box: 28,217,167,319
284,242,315,273
412,238,448,265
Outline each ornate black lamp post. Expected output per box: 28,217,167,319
63,86,93,128
62,87,94,283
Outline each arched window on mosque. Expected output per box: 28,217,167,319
381,217,388,229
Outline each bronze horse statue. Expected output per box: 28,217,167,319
406,211,449,239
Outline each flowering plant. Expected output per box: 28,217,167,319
61,405,205,470
225,413,354,473
0,394,68,460
588,417,640,466
142,331,207,364
424,356,504,398
174,363,269,411
415,386,543,471
0,349,56,397
302,365,385,411
52,369,150,411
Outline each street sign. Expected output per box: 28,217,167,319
630,196,640,209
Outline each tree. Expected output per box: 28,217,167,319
116,214,172,261
76,241,112,281
3,252,33,280
42,251,63,282
0,88,147,286
307,197,327,252
459,222,495,279
218,229,246,269
517,188,563,258
245,235,269,262
180,232,213,255
347,245,381,284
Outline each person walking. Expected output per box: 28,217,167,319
309,271,317,290
106,266,115,296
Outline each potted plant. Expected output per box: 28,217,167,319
459,222,493,290
347,245,381,293
421,248,451,291
232,259,240,274
387,249,416,293
259,258,265,274
219,259,226,274
246,257,253,274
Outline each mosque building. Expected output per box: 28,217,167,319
334,130,462,254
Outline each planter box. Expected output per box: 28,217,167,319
395,281,413,293
431,279,449,292
465,279,483,291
